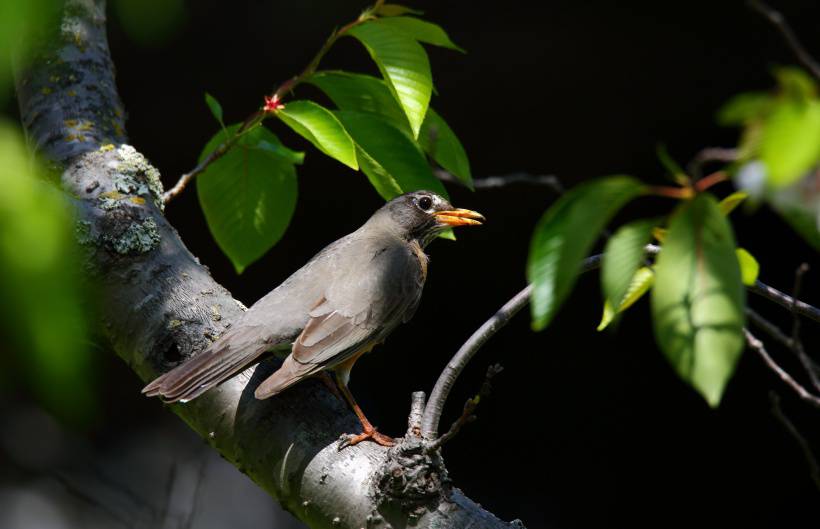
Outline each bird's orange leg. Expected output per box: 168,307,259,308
336,381,395,448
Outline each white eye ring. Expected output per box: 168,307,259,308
417,195,434,211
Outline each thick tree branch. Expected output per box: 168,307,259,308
15,2,519,528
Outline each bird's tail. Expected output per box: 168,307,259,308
142,339,269,403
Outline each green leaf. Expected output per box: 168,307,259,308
336,110,447,200
310,71,472,186
735,247,760,286
204,92,225,128
651,194,745,407
656,144,689,185
775,66,817,100
527,176,647,330
375,16,465,52
771,200,820,251
0,121,93,423
197,124,298,273
601,218,656,315
717,92,773,126
759,99,820,187
376,4,424,17
598,267,655,331
276,100,358,169
718,191,748,215
348,21,433,137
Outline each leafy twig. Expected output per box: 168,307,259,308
748,0,820,82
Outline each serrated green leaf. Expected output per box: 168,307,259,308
760,99,820,187
348,21,432,137
718,191,748,215
197,124,298,273
276,100,358,169
336,110,446,200
598,267,655,331
602,218,656,314
651,194,745,407
376,4,424,16
527,176,647,330
735,247,759,286
717,92,773,126
310,71,472,186
375,16,465,52
204,92,225,128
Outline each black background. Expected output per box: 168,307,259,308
16,1,820,528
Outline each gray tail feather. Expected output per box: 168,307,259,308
142,342,268,403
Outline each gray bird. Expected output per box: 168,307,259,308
143,190,483,446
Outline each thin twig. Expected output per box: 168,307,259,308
420,244,660,438
748,0,820,81
434,168,564,193
750,280,820,323
746,308,795,350
789,264,820,392
745,328,820,409
770,391,820,492
687,147,739,179
425,364,503,453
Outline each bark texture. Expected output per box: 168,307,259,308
14,2,523,528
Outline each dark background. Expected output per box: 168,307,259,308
5,1,820,528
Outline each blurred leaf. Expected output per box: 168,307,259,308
112,0,186,47
0,0,59,103
652,226,667,243
598,267,655,331
735,247,759,286
336,110,447,199
276,100,358,169
759,99,820,187
775,66,817,100
770,200,820,251
651,194,745,407
197,124,298,273
601,218,656,316
718,191,748,215
656,144,688,184
310,71,471,186
527,176,646,330
0,121,93,423
204,92,225,129
348,21,432,137
375,16,465,52
376,4,424,16
717,92,773,126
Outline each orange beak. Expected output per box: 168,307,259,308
433,208,485,227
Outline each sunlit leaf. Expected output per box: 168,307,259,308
528,176,647,330
598,267,655,331
651,194,745,407
197,124,298,273
204,92,225,128
601,218,656,315
735,247,760,286
276,100,358,169
718,191,748,215
348,21,432,137
335,110,446,199
717,92,773,126
310,71,471,184
375,16,465,52
759,99,820,187
775,66,817,100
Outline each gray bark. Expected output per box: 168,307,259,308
14,1,523,528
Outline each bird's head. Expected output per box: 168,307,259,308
373,190,484,247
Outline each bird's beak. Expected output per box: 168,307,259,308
433,208,485,227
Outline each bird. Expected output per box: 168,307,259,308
142,190,483,446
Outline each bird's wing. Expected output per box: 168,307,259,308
291,238,425,369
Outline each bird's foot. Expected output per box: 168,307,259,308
338,427,395,450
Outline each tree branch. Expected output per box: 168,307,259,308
770,392,820,492
15,2,519,528
744,329,820,409
749,280,820,324
434,168,564,193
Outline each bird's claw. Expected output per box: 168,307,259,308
337,427,395,450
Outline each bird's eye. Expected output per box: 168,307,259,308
418,196,433,211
